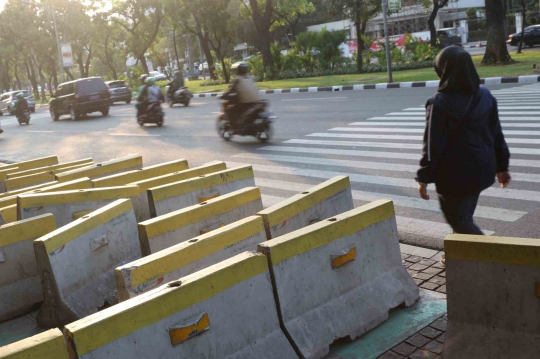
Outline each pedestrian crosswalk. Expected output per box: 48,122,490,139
226,83,540,246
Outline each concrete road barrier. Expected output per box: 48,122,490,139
33,199,141,328
6,158,93,179
0,329,68,359
116,216,266,301
130,161,227,222
0,157,59,193
139,187,263,255
92,159,189,188
55,155,143,183
149,165,255,217
258,199,419,359
64,252,298,359
0,204,16,223
444,234,540,359
258,176,354,239
0,214,56,323
0,182,58,199
4,172,56,192
17,185,139,227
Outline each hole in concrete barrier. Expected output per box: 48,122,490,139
328,218,337,222
96,163,102,167
168,280,182,288
200,202,208,205
302,191,309,194
199,175,205,178
189,239,198,243
82,215,90,219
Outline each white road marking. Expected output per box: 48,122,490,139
228,162,540,202
367,117,540,121
237,152,540,183
281,97,347,102
348,122,540,128
109,134,161,137
259,193,493,237
330,127,540,136
258,145,540,167
254,178,526,221
27,131,54,133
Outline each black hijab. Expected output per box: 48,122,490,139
434,46,480,95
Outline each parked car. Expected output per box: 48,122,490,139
149,71,167,81
508,25,540,47
49,77,110,121
106,80,132,104
0,90,35,116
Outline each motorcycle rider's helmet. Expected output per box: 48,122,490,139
17,92,24,99
231,62,249,76
139,74,149,84
145,77,156,85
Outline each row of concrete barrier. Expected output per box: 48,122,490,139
0,155,536,358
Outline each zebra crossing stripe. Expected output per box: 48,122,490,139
254,177,526,222
284,138,422,149
307,132,540,144
330,127,540,136
259,193,494,238
347,122,540,128
367,117,540,121
227,162,540,202
233,152,540,182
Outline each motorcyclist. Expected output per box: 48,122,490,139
223,62,260,127
139,77,163,116
14,92,29,120
167,71,185,99
136,74,149,118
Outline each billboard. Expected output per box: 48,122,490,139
388,0,402,12
61,43,74,68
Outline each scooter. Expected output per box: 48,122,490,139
168,87,192,107
17,110,30,125
137,102,164,127
216,94,276,142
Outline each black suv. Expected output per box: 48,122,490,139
49,77,110,121
508,25,540,47
106,80,132,104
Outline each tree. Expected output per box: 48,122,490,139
422,0,450,47
110,0,164,74
517,0,526,53
274,0,315,40
327,0,380,72
482,0,512,64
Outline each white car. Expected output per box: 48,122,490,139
149,71,167,81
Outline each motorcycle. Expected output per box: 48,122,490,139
216,94,276,142
17,110,30,125
137,101,164,127
167,87,191,107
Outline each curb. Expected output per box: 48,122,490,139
465,42,485,48
192,75,540,98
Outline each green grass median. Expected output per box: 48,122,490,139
187,51,540,94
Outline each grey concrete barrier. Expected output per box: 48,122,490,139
0,329,69,358
33,199,141,328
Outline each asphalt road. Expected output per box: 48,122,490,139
0,82,538,250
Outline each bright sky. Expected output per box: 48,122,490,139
0,0,113,12
0,0,6,11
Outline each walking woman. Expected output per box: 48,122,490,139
416,46,511,259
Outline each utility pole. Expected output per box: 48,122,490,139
183,34,194,77
50,4,65,83
382,0,393,83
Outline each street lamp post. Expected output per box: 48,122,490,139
382,0,394,83
21,0,65,83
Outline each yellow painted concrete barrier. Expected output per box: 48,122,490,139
0,182,58,199
149,165,255,218
17,185,139,227
0,204,16,224
0,214,56,322
64,252,298,359
4,172,56,192
55,155,143,183
443,234,540,359
33,199,141,328
129,161,227,222
138,187,263,255
0,329,68,359
258,200,419,359
258,176,354,239
116,216,267,301
92,159,189,188
6,158,93,179
0,156,59,193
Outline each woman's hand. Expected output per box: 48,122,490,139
418,183,430,200
497,172,511,188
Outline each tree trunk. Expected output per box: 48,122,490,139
24,59,39,99
84,46,92,77
482,0,512,64
172,28,181,70
258,29,274,71
249,0,274,70
104,34,118,79
14,64,21,90
50,58,58,89
139,55,149,74
198,34,217,80
517,0,526,53
64,68,76,81
428,2,440,47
